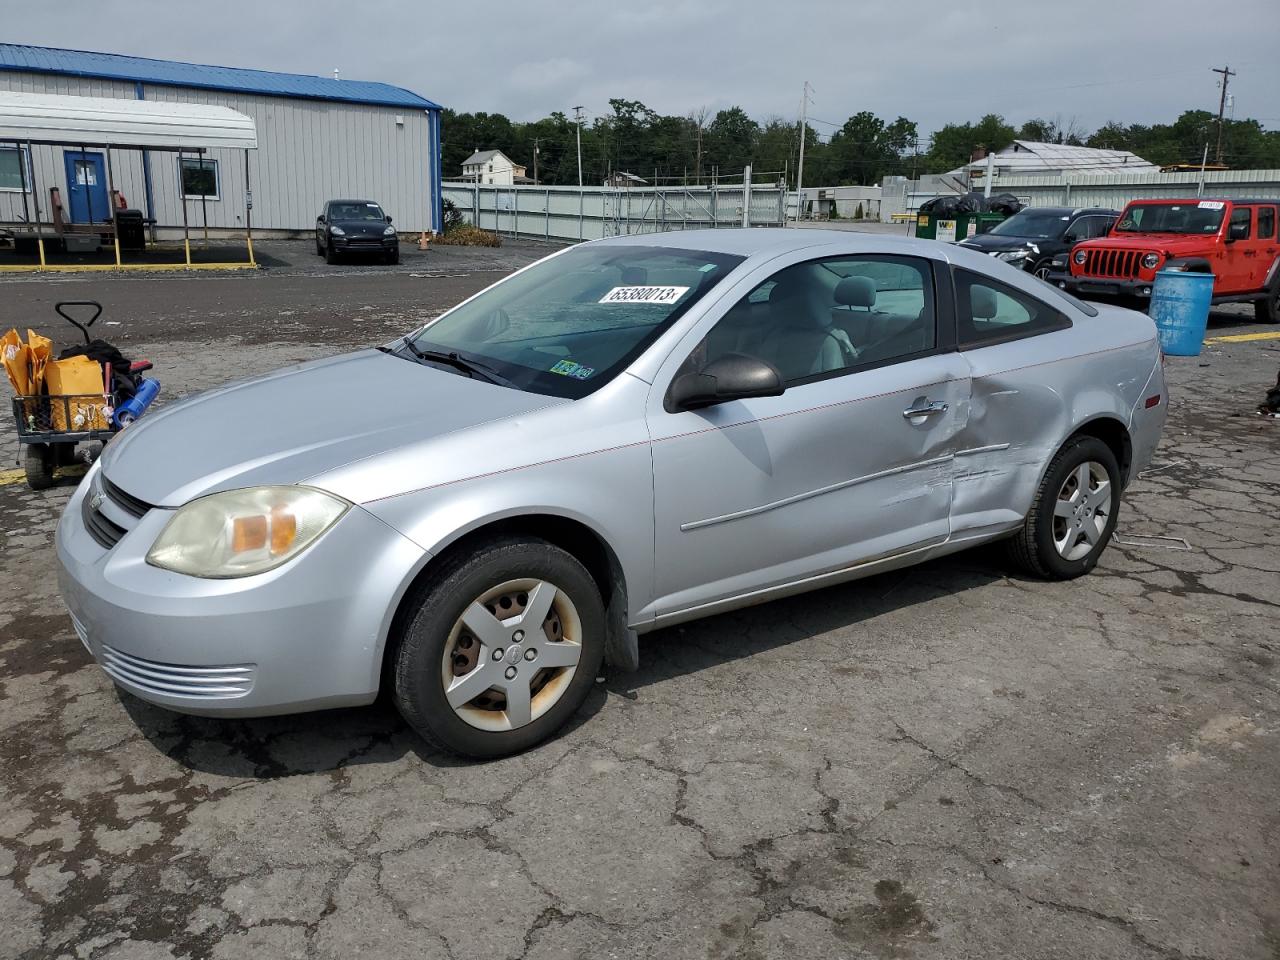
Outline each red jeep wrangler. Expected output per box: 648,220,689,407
1054,198,1280,323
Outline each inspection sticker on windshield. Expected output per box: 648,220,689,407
598,285,689,305
549,359,595,380
1198,201,1225,210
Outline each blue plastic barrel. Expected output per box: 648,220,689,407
1148,270,1214,356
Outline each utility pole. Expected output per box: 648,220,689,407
531,137,543,185
572,106,585,187
1211,64,1235,165
796,81,811,220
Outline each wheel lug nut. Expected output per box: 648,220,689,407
492,648,504,661
504,666,517,680
512,629,525,643
524,648,537,661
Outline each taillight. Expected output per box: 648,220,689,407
1145,394,1161,408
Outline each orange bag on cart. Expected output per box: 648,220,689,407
44,355,109,430
26,329,52,392
2,328,31,394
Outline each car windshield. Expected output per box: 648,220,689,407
987,209,1072,240
329,202,386,221
407,244,743,398
1115,202,1224,234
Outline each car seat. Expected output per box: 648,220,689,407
758,268,853,380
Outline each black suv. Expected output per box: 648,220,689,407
959,206,1118,280
316,199,400,265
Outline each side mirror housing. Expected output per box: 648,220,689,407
386,215,393,224
666,353,784,412
317,215,325,223
1227,221,1248,242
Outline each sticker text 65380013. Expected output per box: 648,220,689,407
598,286,690,305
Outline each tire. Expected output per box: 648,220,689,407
24,444,55,490
1030,259,1053,282
386,247,400,265
1006,436,1121,580
1255,284,1279,324
315,236,324,256
325,244,339,265
392,536,606,758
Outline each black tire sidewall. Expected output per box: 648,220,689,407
1256,285,1279,324
393,538,606,758
24,445,55,490
1031,437,1121,579
1030,258,1052,280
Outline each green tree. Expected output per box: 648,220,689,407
827,112,917,184
705,107,760,177
925,114,1016,173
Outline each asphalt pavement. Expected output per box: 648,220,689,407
1,242,1278,960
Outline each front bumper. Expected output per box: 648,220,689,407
56,470,427,717
331,235,397,253
1049,273,1155,298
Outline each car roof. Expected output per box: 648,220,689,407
1124,198,1275,206
590,227,949,260
327,199,381,205
1015,206,1116,216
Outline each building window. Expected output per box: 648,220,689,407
0,146,30,193
178,157,220,200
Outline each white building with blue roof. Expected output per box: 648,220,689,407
0,43,444,235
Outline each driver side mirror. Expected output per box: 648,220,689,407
385,215,393,224
666,353,784,412
317,215,325,223
1062,230,1080,244
1227,220,1249,242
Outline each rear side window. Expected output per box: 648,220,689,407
955,269,1071,348
1257,206,1276,240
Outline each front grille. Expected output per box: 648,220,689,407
83,493,127,549
82,474,154,550
99,644,255,699
101,475,151,518
1082,247,1142,279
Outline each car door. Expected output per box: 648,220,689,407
1220,205,1256,293
1250,205,1279,290
645,252,970,621
317,205,328,250
949,267,1077,538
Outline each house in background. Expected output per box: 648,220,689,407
460,149,532,185
603,171,646,189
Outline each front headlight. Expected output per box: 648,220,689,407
383,225,396,236
996,250,1029,263
330,225,346,236
1142,252,1161,269
1073,250,1087,265
147,486,349,578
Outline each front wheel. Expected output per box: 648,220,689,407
1255,284,1279,324
24,444,55,490
1006,436,1121,580
386,247,400,265
325,244,339,265
1030,259,1053,282
392,536,605,758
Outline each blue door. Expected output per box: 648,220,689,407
64,151,109,223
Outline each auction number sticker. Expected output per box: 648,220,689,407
598,285,690,305
1197,201,1225,210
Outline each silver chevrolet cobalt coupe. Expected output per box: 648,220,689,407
58,230,1167,757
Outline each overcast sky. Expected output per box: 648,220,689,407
9,0,1280,140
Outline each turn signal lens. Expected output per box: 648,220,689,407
270,506,297,555
231,515,268,552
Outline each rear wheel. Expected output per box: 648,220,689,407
1007,436,1120,580
24,444,55,490
392,536,605,758
1255,284,1279,324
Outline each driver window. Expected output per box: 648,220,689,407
685,255,937,386
1229,207,1252,240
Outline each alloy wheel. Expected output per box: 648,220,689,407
440,578,583,731
1052,461,1112,561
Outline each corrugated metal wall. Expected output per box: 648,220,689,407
0,70,438,232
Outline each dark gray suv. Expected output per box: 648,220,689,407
316,199,400,264
959,206,1117,280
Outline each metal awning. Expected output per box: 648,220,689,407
0,91,257,151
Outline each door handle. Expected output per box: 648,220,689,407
902,400,949,419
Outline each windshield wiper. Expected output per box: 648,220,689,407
396,337,514,386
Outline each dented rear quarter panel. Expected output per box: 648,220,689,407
950,300,1163,540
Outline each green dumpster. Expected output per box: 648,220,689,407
915,211,1006,243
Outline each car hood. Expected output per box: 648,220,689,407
1077,234,1210,253
100,350,563,507
329,218,391,235
958,233,1048,253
